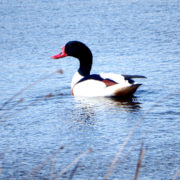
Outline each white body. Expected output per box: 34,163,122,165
71,72,141,97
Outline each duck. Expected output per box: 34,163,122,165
51,41,146,97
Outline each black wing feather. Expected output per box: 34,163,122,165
77,74,104,84
122,75,147,79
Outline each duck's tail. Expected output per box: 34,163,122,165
104,83,142,97
114,84,142,97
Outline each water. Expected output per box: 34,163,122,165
0,0,180,179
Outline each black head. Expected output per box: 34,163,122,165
65,41,92,60
51,41,93,76
51,41,92,60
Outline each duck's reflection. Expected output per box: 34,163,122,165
75,96,141,110
109,96,141,110
75,106,96,125
72,96,141,124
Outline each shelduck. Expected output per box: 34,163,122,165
51,41,146,97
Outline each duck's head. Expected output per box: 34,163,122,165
51,41,92,60
51,41,93,76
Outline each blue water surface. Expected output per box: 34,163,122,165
0,0,180,179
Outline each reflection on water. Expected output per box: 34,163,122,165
74,96,141,111
71,96,141,126
73,105,96,126
109,96,141,110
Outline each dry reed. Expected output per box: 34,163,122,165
69,162,80,180
50,157,56,180
0,69,63,124
0,69,63,112
133,141,145,180
26,146,64,180
54,148,93,179
104,91,179,180
172,168,180,180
